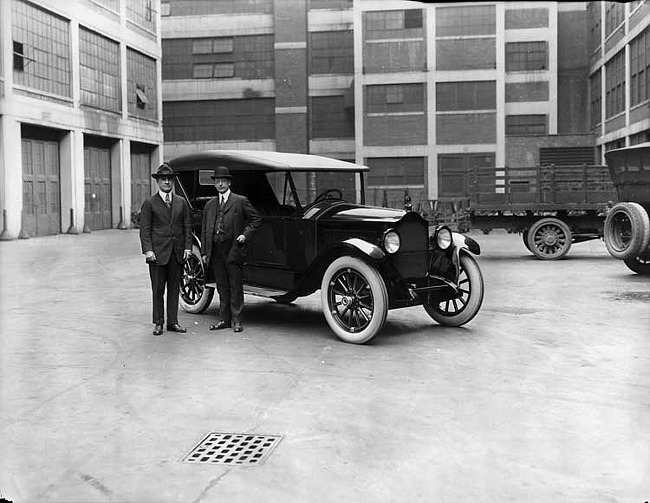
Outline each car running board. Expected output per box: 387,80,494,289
205,282,291,299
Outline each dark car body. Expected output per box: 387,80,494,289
168,150,484,343
602,143,650,275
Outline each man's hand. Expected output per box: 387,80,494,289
145,251,156,262
183,249,192,261
202,255,208,264
236,234,246,244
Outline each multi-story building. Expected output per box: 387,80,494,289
163,0,626,211
0,0,163,239
588,1,650,156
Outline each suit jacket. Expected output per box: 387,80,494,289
201,192,261,265
140,193,192,265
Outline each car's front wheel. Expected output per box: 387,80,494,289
423,253,484,327
180,244,214,314
321,256,388,344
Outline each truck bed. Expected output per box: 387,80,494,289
468,164,616,213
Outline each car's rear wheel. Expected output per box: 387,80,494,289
423,253,484,327
180,244,214,314
604,202,650,260
526,217,572,260
321,256,388,344
623,250,650,275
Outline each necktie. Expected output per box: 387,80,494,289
165,193,171,208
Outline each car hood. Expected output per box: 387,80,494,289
304,202,406,222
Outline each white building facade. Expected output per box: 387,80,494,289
0,0,164,239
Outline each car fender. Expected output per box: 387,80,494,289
451,232,481,279
343,238,385,260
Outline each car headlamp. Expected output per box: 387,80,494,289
383,229,401,254
435,226,453,250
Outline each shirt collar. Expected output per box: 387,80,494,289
159,190,172,201
219,190,231,203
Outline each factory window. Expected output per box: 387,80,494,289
604,1,624,38
12,0,71,98
436,4,495,36
505,41,547,71
364,9,423,40
193,38,233,54
366,157,425,187
13,41,24,71
310,31,353,75
436,81,496,111
80,27,121,112
163,99,275,142
590,70,602,128
630,28,650,107
505,115,547,135
366,83,424,114
127,0,157,32
605,50,626,118
164,35,273,80
127,48,157,120
310,96,354,138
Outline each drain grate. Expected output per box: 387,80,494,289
181,433,282,466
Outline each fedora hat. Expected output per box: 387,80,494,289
210,165,232,180
151,163,178,179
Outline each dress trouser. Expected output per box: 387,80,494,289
211,239,244,323
149,251,182,325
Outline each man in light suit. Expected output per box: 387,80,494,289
201,166,261,333
140,163,192,336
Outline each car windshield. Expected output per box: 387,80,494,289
267,171,358,208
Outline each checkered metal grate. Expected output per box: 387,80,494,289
181,433,282,465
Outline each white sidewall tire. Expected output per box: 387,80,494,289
180,244,215,314
423,253,484,327
321,256,388,344
604,202,650,260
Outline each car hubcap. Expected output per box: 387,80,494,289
328,268,373,333
181,256,205,305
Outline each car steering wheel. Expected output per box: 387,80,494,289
313,188,343,204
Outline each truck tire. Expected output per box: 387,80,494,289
604,202,650,260
526,218,572,260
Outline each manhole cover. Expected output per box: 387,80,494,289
181,433,282,466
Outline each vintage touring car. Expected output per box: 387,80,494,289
168,150,484,344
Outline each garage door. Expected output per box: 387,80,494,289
22,136,61,237
84,139,112,231
131,144,152,216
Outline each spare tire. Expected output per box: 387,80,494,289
604,202,650,260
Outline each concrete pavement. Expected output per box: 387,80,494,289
1,229,649,502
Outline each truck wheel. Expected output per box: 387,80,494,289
526,218,572,260
623,251,650,275
321,256,388,344
180,244,214,314
423,253,484,327
604,202,650,260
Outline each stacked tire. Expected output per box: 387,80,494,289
603,202,650,275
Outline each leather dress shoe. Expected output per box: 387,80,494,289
233,321,243,333
210,320,231,330
167,323,187,333
153,324,163,336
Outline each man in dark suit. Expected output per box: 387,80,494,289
140,163,192,336
201,166,261,333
